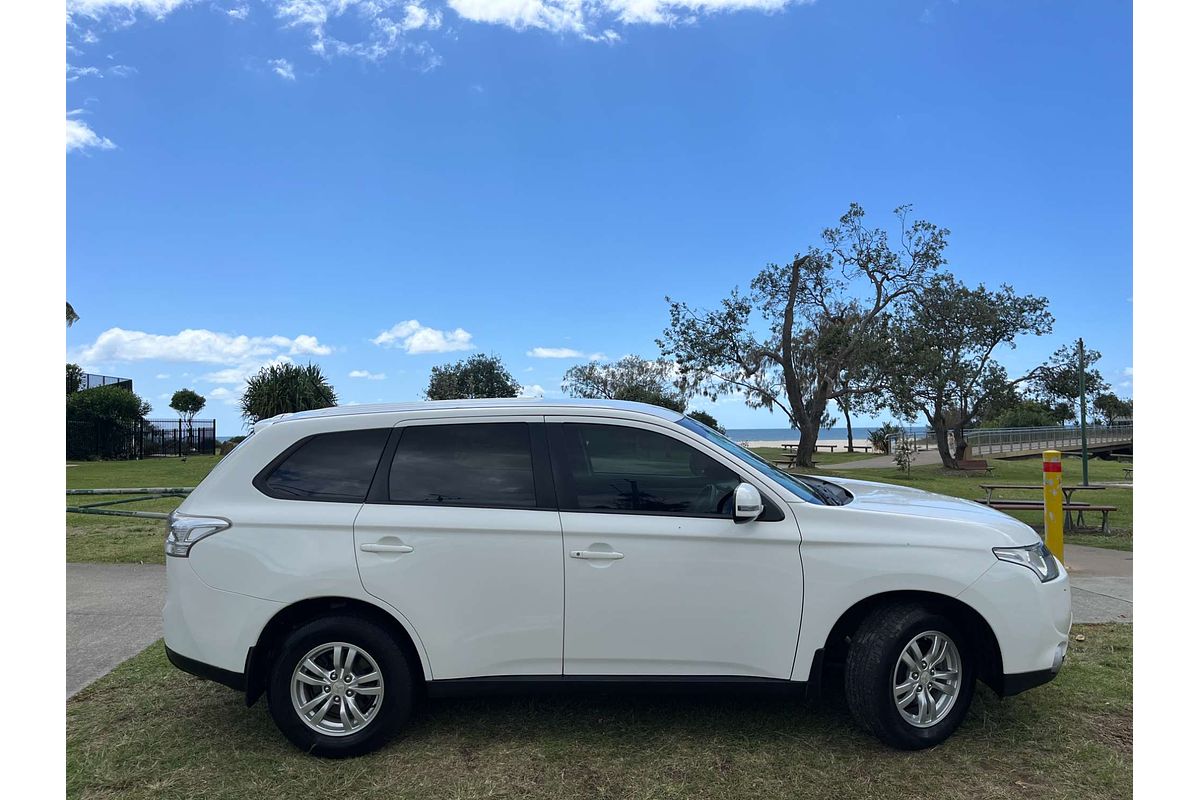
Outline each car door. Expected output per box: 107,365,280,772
353,417,564,679
548,417,804,678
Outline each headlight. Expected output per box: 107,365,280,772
993,542,1060,582
165,511,230,558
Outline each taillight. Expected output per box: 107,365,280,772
165,511,230,558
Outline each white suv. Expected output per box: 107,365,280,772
164,399,1071,757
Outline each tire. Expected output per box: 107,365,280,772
844,603,976,750
266,615,413,758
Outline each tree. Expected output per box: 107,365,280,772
660,204,948,467
170,388,207,446
983,399,1064,429
240,362,337,423
885,275,1054,468
425,353,521,401
686,409,725,434
67,384,151,422
562,355,686,412
1093,393,1133,425
66,302,79,327
170,389,206,423
67,363,84,395
1032,343,1110,424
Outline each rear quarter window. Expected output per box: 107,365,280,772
256,428,389,502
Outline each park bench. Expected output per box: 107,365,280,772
958,459,994,474
1123,467,1133,480
978,500,1118,534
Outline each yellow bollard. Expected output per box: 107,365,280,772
1043,450,1064,562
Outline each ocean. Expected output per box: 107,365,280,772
724,426,927,443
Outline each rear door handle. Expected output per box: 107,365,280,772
360,543,414,554
569,550,624,560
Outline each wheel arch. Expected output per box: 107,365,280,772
245,596,429,707
812,590,1004,696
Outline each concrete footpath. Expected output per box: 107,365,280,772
65,545,1131,697
1064,543,1133,623
67,562,166,698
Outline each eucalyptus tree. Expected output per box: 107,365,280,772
659,204,948,467
885,275,1054,468
562,355,686,412
1031,343,1110,424
425,353,521,401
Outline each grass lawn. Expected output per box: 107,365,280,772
66,624,1131,800
751,450,1134,552
67,450,1132,563
66,456,221,564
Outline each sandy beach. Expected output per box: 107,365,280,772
740,437,878,452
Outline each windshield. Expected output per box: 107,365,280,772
676,417,849,506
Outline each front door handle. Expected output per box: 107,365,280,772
360,542,414,554
569,550,624,560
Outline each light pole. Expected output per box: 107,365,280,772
1078,338,1089,486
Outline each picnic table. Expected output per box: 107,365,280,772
977,499,1118,534
979,484,1105,505
977,484,1112,532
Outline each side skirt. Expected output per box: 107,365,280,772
426,674,806,699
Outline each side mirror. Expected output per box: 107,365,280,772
733,482,764,523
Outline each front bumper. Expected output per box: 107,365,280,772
957,555,1072,692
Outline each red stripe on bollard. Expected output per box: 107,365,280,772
1043,462,1062,473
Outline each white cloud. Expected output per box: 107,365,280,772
372,320,473,354
273,0,443,62
67,0,193,20
268,57,296,79
109,64,138,77
76,327,332,364
67,0,809,75
527,346,584,358
1122,366,1133,377
446,0,802,32
203,355,294,385
208,386,240,406
521,384,546,397
66,115,116,152
155,372,171,379
526,346,608,359
66,64,103,81
349,369,387,380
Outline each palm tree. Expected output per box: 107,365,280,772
66,302,79,327
239,362,337,423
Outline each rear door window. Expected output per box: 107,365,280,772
388,422,537,508
258,428,389,502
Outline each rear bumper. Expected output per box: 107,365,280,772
165,644,246,692
1001,667,1059,697
163,556,283,674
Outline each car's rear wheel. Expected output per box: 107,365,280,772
267,616,412,757
844,603,975,749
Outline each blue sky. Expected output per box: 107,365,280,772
66,0,1132,434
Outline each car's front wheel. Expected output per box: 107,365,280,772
266,616,413,758
844,603,975,749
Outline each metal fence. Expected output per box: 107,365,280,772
66,418,217,460
963,424,1133,456
76,373,134,392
